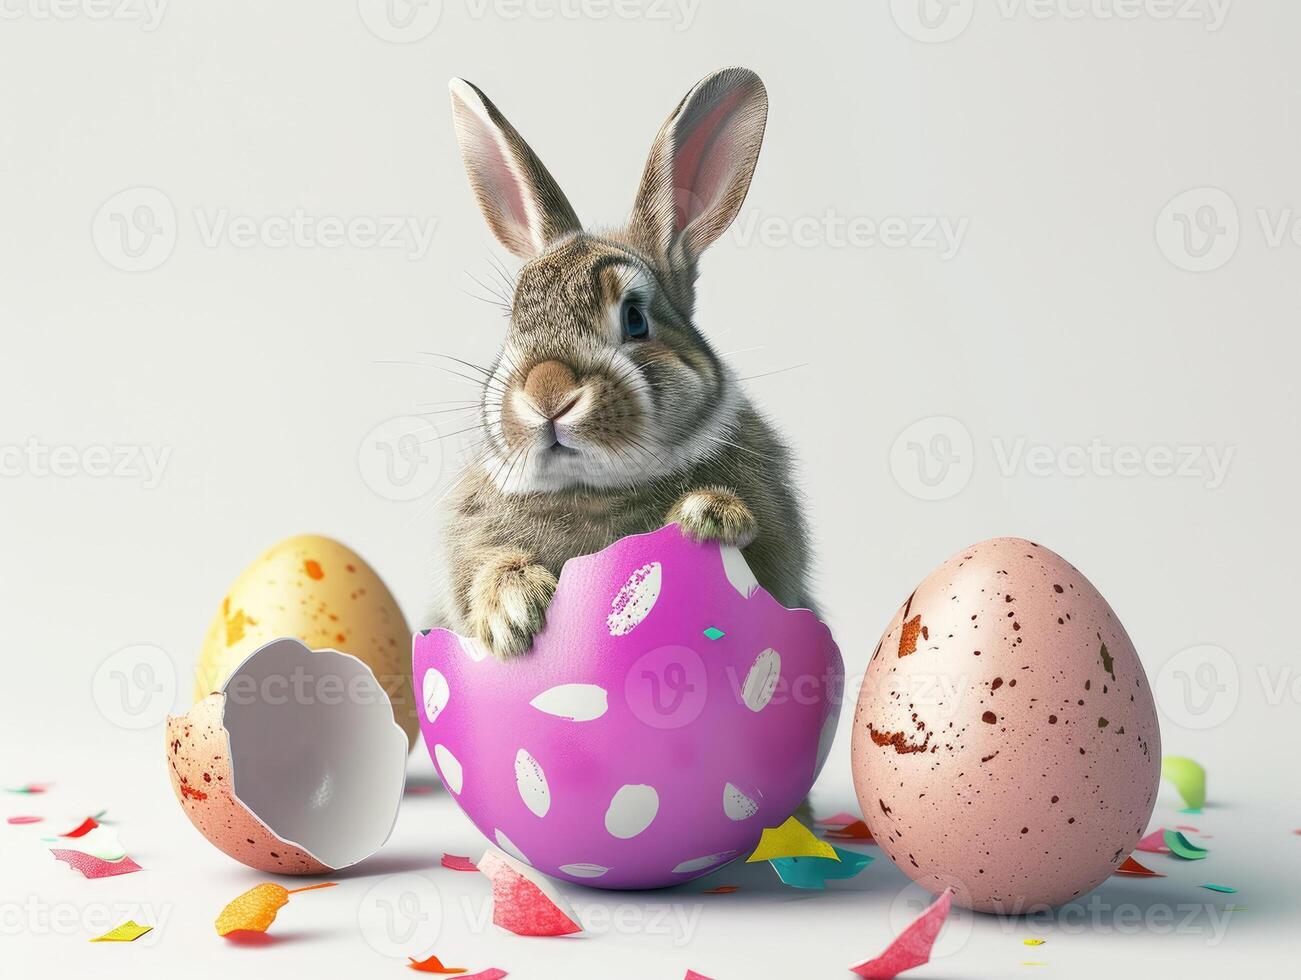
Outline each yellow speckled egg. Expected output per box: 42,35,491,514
195,534,417,748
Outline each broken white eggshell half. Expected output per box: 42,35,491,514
167,637,407,874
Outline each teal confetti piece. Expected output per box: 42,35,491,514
1201,884,1237,894
769,846,874,890
1163,830,1208,860
703,627,725,641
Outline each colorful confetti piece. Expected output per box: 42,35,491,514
50,850,141,879
1135,829,1172,854
1201,884,1237,894
1164,830,1209,860
824,819,875,842
849,887,954,979
5,783,51,794
703,886,739,894
685,972,715,980
1114,856,1164,877
442,854,479,872
1023,938,1046,946
770,846,874,889
44,826,125,861
60,817,99,838
90,920,153,942
215,881,337,937
1161,757,1206,811
816,811,860,827
479,849,582,937
6,815,42,825
702,627,725,640
458,972,507,980
747,816,839,863
408,954,468,974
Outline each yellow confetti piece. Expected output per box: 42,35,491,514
746,816,839,863
1023,938,1046,946
90,920,153,942
215,881,337,937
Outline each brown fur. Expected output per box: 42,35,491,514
436,69,812,657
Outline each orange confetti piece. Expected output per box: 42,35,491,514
703,885,739,894
825,819,875,842
408,954,468,974
1114,856,1164,877
215,881,337,937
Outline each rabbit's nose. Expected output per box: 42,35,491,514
522,360,580,421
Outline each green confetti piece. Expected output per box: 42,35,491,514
769,846,873,889
1201,884,1237,894
1161,756,1206,810
702,627,725,640
1164,829,1208,860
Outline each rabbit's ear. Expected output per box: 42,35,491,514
449,79,581,259
632,67,768,259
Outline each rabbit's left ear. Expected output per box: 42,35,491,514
632,67,768,260
449,79,581,259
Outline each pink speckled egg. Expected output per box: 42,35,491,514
413,524,843,890
851,538,1160,912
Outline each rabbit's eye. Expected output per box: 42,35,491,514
622,301,650,341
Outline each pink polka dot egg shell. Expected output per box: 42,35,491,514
413,524,844,890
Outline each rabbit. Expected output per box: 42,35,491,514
435,66,814,658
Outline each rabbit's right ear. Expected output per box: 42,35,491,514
449,79,581,260
632,67,768,261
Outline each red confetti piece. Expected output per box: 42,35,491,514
1135,829,1171,854
703,886,739,894
817,811,860,827
60,817,99,838
479,850,582,937
849,887,953,979
442,854,478,872
1114,856,1165,877
825,820,875,842
50,849,141,879
459,972,507,980
5,783,51,794
685,972,715,980
6,816,42,825
1175,824,1200,833
408,954,468,974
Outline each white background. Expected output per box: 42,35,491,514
1,0,1297,976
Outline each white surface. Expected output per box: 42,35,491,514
2,0,1298,976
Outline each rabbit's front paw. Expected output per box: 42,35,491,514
669,487,757,548
469,552,557,659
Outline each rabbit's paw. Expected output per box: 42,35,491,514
469,552,558,659
669,487,757,548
